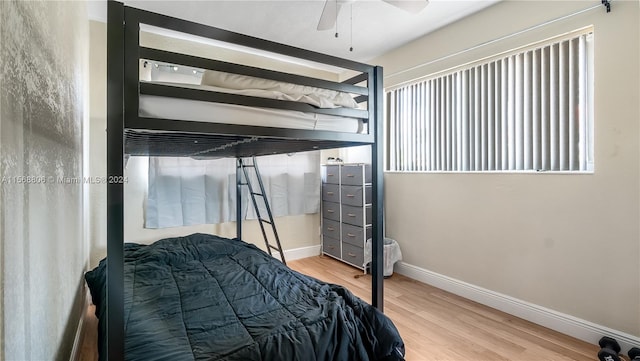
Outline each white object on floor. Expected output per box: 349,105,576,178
364,238,402,277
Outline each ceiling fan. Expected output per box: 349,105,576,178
316,0,430,31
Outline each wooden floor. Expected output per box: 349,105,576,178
79,303,99,361
79,255,600,361
290,256,600,361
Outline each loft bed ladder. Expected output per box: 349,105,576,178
236,157,286,265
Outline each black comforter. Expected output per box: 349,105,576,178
85,233,405,361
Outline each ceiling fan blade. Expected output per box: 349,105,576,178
382,0,429,13
317,0,343,31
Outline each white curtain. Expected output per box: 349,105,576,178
146,152,320,228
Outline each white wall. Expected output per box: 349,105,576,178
366,0,639,337
0,1,89,359
89,20,108,270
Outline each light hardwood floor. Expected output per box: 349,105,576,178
79,255,600,361
289,256,600,361
79,303,99,361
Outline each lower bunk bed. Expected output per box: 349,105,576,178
86,233,405,361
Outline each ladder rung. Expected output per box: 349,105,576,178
238,157,285,265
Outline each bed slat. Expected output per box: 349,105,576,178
124,129,368,158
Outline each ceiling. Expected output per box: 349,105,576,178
88,0,500,64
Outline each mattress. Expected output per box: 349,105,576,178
85,234,405,361
139,93,367,133
137,66,367,133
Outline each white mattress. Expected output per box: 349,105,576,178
138,81,366,133
139,95,365,133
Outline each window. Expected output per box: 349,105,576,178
386,30,594,172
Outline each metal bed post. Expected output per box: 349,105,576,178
106,1,125,359
236,159,242,240
371,66,384,311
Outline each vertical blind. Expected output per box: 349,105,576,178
387,31,594,172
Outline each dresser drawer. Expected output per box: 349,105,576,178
341,164,371,185
341,204,371,226
322,219,340,239
341,185,371,206
341,223,371,247
322,165,341,184
341,242,364,269
322,236,341,259
322,201,340,221
322,183,340,203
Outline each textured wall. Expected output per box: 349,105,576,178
0,1,87,359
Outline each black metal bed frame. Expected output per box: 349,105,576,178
106,1,385,359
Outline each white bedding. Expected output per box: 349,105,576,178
200,69,358,109
138,60,367,133
138,73,366,133
139,94,366,133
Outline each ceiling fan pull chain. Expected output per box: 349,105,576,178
335,0,339,38
349,3,353,51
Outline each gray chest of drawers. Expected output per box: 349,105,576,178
321,163,372,270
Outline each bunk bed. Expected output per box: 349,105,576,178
102,1,391,359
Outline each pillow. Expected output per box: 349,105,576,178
201,70,358,109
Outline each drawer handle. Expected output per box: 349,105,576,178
327,227,335,231
327,173,335,176
327,191,334,195
346,194,355,198
347,233,356,237
347,213,356,217
346,174,355,178
347,253,357,257
328,245,336,249
327,209,335,213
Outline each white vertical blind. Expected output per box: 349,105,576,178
387,32,593,172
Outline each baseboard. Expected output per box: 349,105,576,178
274,244,321,262
69,286,90,361
395,261,640,353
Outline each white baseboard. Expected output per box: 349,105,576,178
395,261,640,353
69,286,90,361
273,244,321,262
